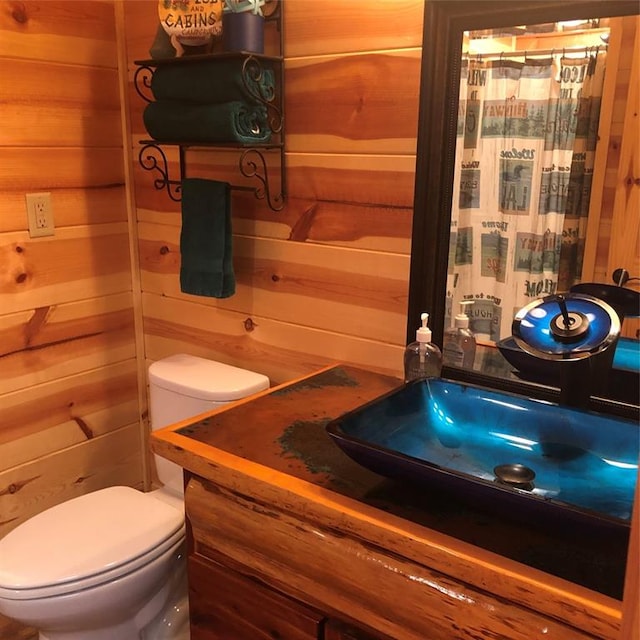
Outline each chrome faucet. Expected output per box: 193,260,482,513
512,293,621,408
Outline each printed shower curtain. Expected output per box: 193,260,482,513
447,51,606,342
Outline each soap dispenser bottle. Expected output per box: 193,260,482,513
443,301,476,368
404,313,443,382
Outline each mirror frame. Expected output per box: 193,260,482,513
408,0,639,412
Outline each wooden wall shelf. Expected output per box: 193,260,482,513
133,3,285,211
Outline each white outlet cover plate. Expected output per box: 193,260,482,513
26,192,54,238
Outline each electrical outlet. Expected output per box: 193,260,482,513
26,192,54,237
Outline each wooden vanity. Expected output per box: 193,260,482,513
151,365,636,640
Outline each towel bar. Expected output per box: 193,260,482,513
138,141,284,211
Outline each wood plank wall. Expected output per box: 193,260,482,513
592,16,640,339
123,0,423,389
595,17,639,281
0,1,142,635
0,0,142,543
608,16,640,341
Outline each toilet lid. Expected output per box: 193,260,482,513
0,487,184,591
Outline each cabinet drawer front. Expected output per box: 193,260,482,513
188,555,323,640
186,476,604,640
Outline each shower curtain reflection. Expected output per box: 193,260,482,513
446,50,606,342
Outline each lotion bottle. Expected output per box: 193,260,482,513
443,301,476,368
404,313,443,382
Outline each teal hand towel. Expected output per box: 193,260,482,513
151,59,275,105
180,178,235,299
143,100,272,144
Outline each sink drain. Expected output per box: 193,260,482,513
494,463,536,491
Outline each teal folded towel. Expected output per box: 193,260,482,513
180,178,235,299
143,100,272,144
151,59,275,105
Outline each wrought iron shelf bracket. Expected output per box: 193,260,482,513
239,147,284,211
137,141,285,212
138,143,183,203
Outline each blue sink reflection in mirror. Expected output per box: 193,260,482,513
512,293,621,408
326,378,639,533
498,282,640,407
498,335,640,375
496,284,640,406
496,336,639,405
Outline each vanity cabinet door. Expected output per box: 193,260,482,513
323,619,387,640
188,555,324,640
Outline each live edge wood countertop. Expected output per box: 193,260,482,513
151,364,633,640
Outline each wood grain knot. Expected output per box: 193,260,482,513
74,416,94,439
8,484,18,494
271,274,280,282
160,245,170,255
15,272,27,283
244,317,256,332
15,245,23,253
10,2,28,24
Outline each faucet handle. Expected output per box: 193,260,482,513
548,294,590,342
612,268,630,287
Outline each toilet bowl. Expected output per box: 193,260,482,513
0,355,269,640
0,487,186,640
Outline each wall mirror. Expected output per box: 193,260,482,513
408,0,639,415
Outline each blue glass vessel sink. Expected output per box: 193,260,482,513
327,379,639,533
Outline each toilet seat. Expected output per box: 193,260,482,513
0,487,184,600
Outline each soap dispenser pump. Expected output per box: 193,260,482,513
404,313,443,382
443,301,477,368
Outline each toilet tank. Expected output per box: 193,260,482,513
148,354,270,493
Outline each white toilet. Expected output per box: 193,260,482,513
0,354,269,640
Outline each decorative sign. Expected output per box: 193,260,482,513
158,0,223,46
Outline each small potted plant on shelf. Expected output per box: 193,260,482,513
222,0,267,53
